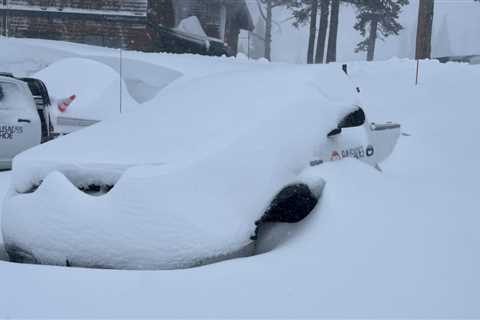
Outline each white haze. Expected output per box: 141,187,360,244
244,0,480,63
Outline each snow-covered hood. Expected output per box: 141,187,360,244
3,64,360,269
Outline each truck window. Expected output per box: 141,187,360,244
0,82,32,110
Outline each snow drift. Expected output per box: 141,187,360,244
35,58,138,121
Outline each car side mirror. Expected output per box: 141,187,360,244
338,108,366,129
328,108,366,137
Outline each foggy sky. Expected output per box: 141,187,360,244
243,0,480,63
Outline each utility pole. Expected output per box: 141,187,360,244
2,0,8,37
264,0,273,61
119,49,123,114
415,0,434,60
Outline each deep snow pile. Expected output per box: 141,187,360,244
0,37,267,121
35,58,138,121
0,43,479,316
0,37,267,85
3,63,357,270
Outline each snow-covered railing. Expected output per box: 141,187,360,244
2,4,147,17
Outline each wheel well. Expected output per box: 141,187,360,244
258,183,319,225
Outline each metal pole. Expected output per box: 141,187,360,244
247,31,250,59
416,59,420,86
119,49,123,114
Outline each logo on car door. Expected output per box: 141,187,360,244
0,125,23,140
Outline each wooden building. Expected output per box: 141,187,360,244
0,0,253,55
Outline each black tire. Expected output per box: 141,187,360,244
259,184,319,224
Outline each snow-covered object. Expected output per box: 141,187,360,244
34,58,138,121
2,64,360,270
176,16,209,38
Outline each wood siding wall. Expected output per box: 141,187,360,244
6,0,148,15
5,12,150,49
0,0,169,50
0,0,251,54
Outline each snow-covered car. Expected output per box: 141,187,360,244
1,64,401,270
436,54,480,65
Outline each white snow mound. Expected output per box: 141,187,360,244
35,58,138,121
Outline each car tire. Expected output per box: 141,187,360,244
258,184,319,224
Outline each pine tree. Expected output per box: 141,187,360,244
256,0,293,60
307,0,319,64
315,0,330,63
326,0,340,62
289,0,338,64
353,0,409,61
288,0,318,63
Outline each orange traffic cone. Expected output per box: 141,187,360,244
58,95,76,112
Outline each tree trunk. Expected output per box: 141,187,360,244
326,0,340,63
307,0,318,64
367,18,378,61
265,0,273,61
415,0,434,60
315,0,330,63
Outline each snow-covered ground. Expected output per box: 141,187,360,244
0,39,480,317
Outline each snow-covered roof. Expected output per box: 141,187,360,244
172,0,254,31
3,0,148,17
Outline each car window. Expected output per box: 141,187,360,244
0,82,32,110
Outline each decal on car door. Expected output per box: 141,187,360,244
331,145,375,161
0,125,24,140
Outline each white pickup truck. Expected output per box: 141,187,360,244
0,73,56,170
0,73,95,170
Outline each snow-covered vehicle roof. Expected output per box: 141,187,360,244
3,63,361,269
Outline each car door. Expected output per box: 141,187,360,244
0,78,41,169
316,107,400,168
318,108,369,162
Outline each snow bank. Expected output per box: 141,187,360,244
0,37,273,120
3,63,358,270
0,37,71,76
91,56,183,103
0,37,269,84
34,58,138,121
